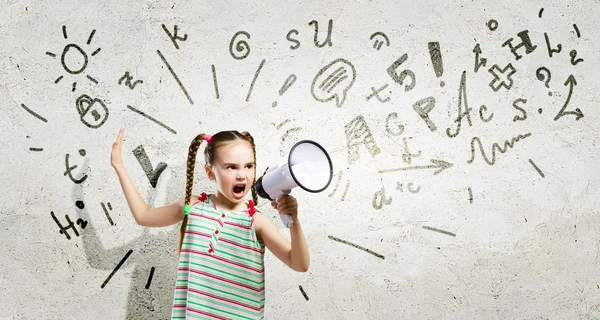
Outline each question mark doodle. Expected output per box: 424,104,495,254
536,67,552,96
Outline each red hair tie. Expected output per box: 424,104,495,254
199,192,208,203
204,134,213,143
247,200,256,217
239,132,246,136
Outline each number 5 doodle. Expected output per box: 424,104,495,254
386,53,416,92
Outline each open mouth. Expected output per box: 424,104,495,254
232,184,246,197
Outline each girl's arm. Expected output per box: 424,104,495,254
254,195,310,272
111,128,189,227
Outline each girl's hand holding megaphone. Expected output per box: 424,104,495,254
271,193,298,220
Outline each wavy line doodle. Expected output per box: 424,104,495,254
467,133,532,165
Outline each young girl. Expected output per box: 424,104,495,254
110,128,310,319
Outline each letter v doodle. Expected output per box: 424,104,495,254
132,145,168,188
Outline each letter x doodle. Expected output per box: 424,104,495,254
488,63,516,92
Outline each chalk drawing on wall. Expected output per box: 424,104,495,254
229,31,251,60
64,149,89,184
311,58,356,108
372,185,393,210
427,41,445,87
385,112,404,136
422,225,456,237
211,64,220,99
345,115,380,165
298,286,309,301
328,170,350,201
387,53,416,92
528,159,545,178
467,133,532,166
308,19,333,48
20,103,48,123
118,71,143,90
51,211,87,240
487,19,498,32
369,32,390,51
328,235,385,259
396,182,421,193
132,145,168,188
126,105,177,134
400,137,421,165
75,94,109,129
554,75,583,121
161,24,187,50
101,249,133,288
246,59,266,102
473,43,487,73
101,202,115,226
276,119,303,157
488,63,516,92
272,73,297,108
366,84,391,103
535,67,552,96
502,30,537,61
378,158,453,176
156,49,193,105
46,26,100,92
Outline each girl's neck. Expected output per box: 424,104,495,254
211,192,247,212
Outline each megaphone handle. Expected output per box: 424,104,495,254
279,214,294,228
275,191,293,228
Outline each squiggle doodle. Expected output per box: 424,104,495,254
467,133,532,165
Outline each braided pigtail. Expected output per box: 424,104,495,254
242,131,259,206
179,133,206,255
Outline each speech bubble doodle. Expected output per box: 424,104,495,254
311,58,356,108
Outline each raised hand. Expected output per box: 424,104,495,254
111,128,125,171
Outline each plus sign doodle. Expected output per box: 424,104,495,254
488,63,516,92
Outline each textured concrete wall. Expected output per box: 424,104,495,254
1,0,599,319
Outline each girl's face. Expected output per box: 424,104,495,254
206,141,255,207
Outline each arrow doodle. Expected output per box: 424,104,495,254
554,75,584,121
473,44,487,73
378,159,453,175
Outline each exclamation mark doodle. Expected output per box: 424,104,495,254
272,74,297,107
428,42,444,87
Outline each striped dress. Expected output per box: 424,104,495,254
172,192,265,319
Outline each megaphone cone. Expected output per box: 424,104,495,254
254,140,333,227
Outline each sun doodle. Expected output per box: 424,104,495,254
46,25,101,92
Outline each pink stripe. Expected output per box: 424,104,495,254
191,212,220,223
186,307,229,320
188,288,262,311
185,231,262,254
219,238,263,254
185,230,211,238
224,221,251,230
181,249,264,273
178,267,264,292
193,212,252,231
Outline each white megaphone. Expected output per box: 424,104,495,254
254,140,333,228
